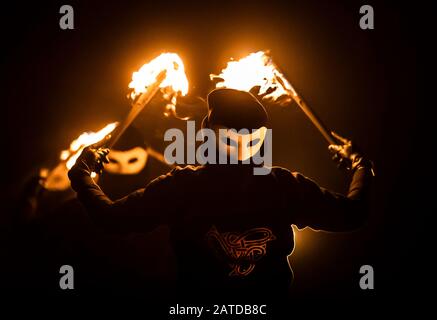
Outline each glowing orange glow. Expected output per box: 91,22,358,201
61,122,118,169
128,53,189,117
211,51,297,101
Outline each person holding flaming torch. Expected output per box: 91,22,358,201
68,52,374,298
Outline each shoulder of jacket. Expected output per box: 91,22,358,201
270,166,306,184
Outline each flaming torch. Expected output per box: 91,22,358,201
60,122,119,171
43,122,118,190
108,53,189,148
211,51,335,145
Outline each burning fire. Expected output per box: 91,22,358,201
128,53,189,117
60,122,118,170
211,51,296,102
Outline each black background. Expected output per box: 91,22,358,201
0,0,426,310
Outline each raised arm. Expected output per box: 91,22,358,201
68,146,171,233
278,132,374,232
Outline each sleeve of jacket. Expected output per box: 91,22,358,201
275,166,373,232
68,166,175,233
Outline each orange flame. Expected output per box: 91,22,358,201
61,122,118,170
128,53,189,117
210,51,296,101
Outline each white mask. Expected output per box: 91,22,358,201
215,126,267,161
105,147,148,175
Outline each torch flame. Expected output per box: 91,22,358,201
210,51,296,101
128,53,189,118
61,122,118,170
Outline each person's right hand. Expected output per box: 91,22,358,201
74,145,110,175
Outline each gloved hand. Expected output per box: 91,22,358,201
328,131,373,173
72,145,110,175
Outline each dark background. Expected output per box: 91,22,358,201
0,0,425,309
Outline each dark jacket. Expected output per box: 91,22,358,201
69,163,372,295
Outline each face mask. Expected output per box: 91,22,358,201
105,147,148,175
215,126,267,161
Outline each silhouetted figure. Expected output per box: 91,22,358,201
99,125,170,199
9,126,172,293
68,88,374,298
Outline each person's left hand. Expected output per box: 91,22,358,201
328,131,360,170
